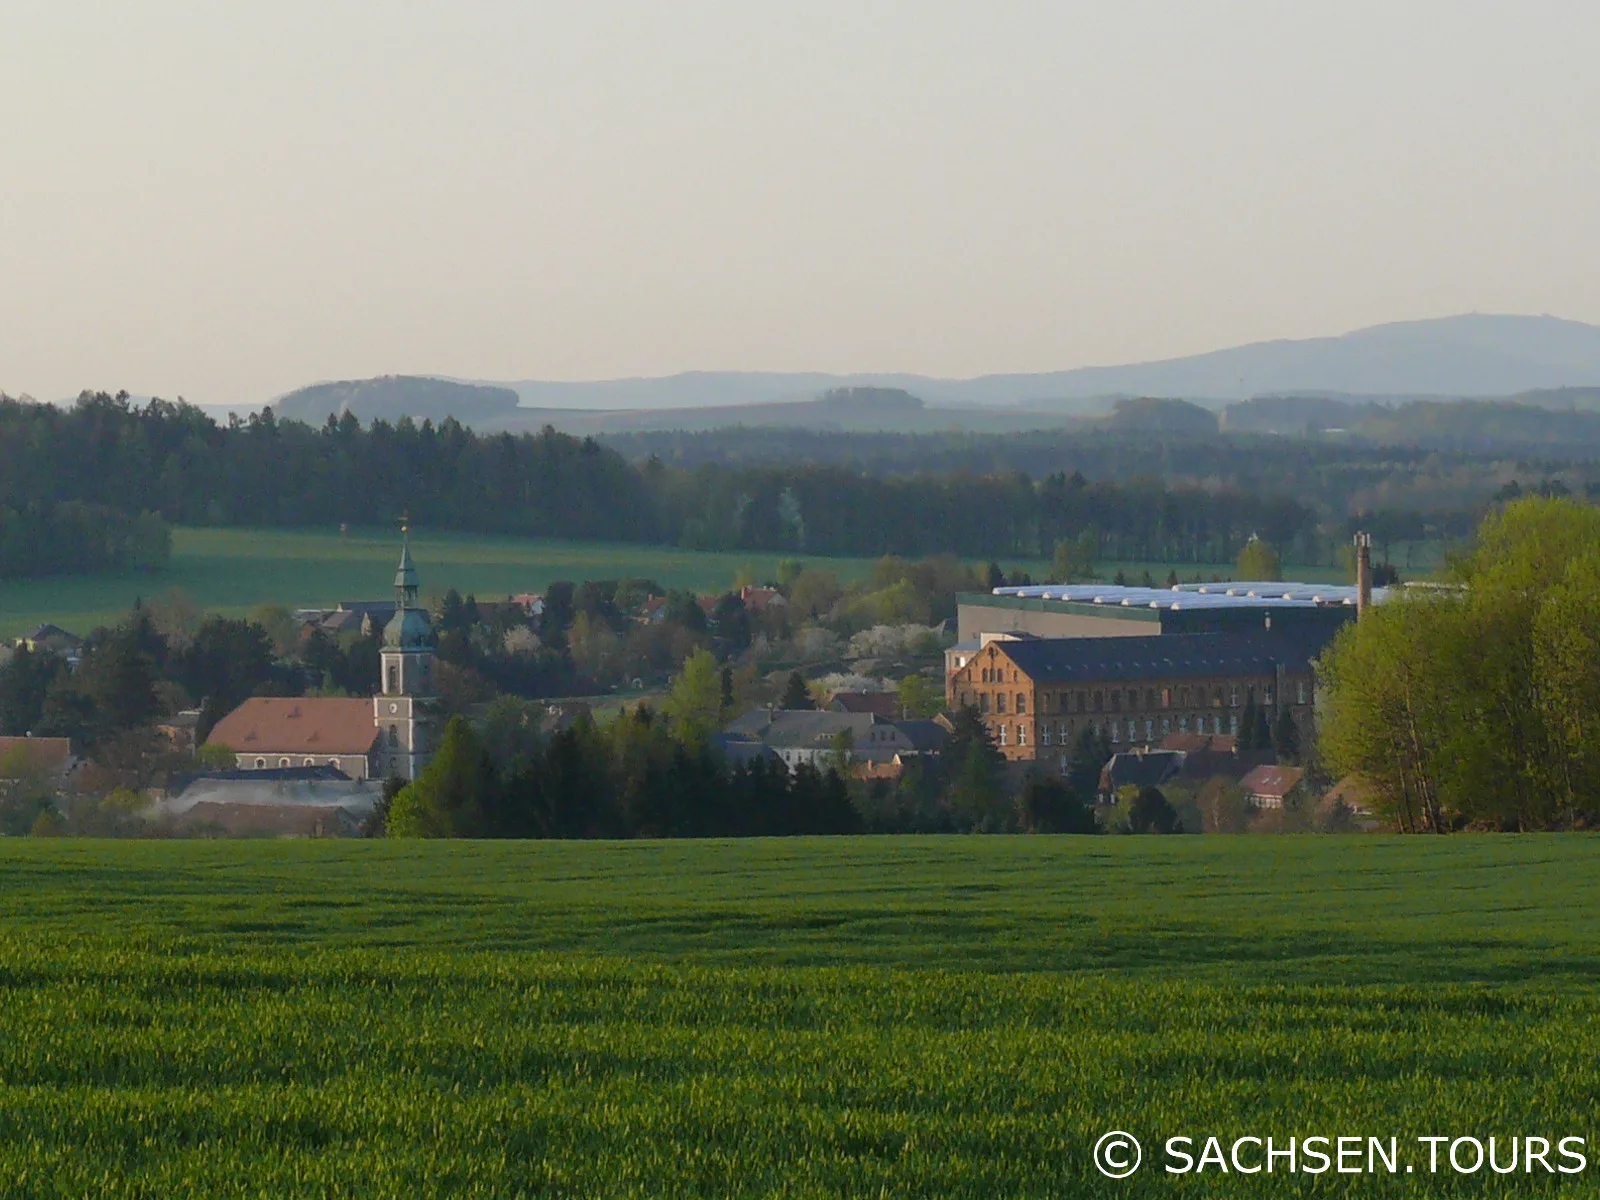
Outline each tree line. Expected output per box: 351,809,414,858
1321,496,1600,832
2,391,1326,563
384,708,861,839
0,501,169,579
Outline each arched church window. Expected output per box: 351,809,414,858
387,664,398,693
388,724,399,747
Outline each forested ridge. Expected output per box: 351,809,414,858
0,392,1338,564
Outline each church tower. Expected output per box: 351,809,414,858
374,524,436,782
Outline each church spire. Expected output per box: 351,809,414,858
394,515,419,608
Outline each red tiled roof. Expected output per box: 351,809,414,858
1163,732,1240,755
741,586,787,611
0,736,74,774
1238,764,1305,799
205,698,379,757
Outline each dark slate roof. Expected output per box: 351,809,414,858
1104,751,1185,791
338,601,398,620
827,692,901,718
708,734,782,766
22,623,81,645
894,719,950,752
763,712,879,750
996,633,1318,684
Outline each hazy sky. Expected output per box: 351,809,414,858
3,1,1599,405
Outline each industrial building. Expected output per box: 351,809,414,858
955,581,1386,644
946,543,1388,770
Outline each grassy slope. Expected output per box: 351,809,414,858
0,837,1595,1196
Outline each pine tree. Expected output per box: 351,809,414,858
1126,786,1182,834
944,707,1006,829
1016,774,1099,833
1239,694,1261,749
780,671,814,710
1273,709,1301,763
1066,725,1112,803
386,716,495,838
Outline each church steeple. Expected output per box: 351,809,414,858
375,519,436,783
394,517,419,609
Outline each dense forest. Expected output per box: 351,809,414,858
0,501,169,580
604,424,1583,529
2,391,1331,564
13,390,1594,568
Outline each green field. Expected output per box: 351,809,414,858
0,836,1595,1196
0,525,1348,640
0,527,892,639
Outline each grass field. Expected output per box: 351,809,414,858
0,525,1353,640
0,836,1596,1196
0,527,891,639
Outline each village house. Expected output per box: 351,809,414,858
14,624,84,668
740,585,787,614
1099,748,1187,798
1238,764,1307,809
722,709,947,773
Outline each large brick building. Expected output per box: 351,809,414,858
946,632,1317,769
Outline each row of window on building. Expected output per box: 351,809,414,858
250,755,356,771
969,680,1307,716
992,712,1248,748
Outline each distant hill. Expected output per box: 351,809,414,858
475,387,1091,436
462,314,1600,411
1104,397,1218,435
251,314,1600,431
1221,395,1386,435
273,376,520,425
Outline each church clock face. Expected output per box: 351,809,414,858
389,702,399,714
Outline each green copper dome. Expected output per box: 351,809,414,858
384,606,434,649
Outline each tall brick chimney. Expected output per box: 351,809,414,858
1354,531,1373,618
